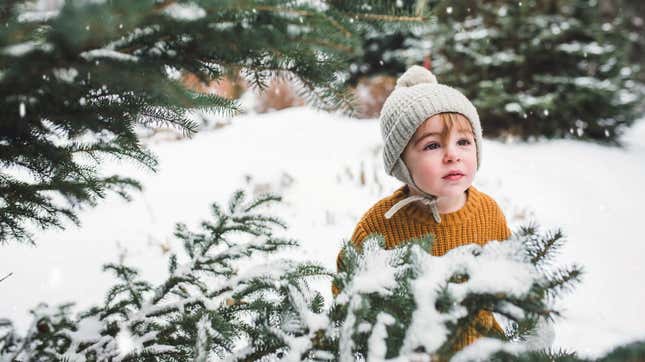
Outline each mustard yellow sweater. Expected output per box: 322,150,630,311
334,184,511,350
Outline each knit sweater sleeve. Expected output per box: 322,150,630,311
491,198,512,241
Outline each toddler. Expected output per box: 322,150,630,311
334,65,512,349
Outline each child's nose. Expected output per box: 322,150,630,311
443,144,461,162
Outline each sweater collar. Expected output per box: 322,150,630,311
392,185,480,225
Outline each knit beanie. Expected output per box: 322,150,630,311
379,65,483,223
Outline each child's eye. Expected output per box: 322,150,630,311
458,138,472,146
423,142,440,151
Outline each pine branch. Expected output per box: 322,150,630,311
3,0,418,244
541,265,584,300
517,224,566,267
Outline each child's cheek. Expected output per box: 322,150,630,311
418,162,440,180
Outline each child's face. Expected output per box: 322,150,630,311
401,113,477,199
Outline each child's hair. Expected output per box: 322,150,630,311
412,112,474,147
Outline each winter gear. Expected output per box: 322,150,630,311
334,185,511,349
379,65,483,222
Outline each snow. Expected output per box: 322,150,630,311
287,284,329,332
109,25,160,50
557,41,615,55
455,28,497,42
2,41,53,56
452,337,525,362
446,241,536,300
53,68,79,83
65,315,103,342
163,3,206,21
523,317,556,351
475,50,522,66
399,240,538,355
81,49,139,62
504,102,522,113
163,65,181,81
287,24,312,36
498,301,525,320
1,107,645,358
17,10,60,22
195,316,216,360
340,237,399,298
618,89,638,104
211,22,235,31
574,77,616,91
15,0,64,22
516,93,554,107
367,312,395,361
116,328,137,357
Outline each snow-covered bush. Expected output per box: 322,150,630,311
324,224,582,361
3,190,643,361
0,190,330,361
430,0,639,144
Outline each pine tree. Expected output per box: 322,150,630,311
342,0,418,84
2,189,644,360
602,0,645,111
0,0,426,245
322,223,584,360
342,0,439,85
0,190,330,361
428,0,639,144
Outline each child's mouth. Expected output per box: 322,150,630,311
442,173,464,181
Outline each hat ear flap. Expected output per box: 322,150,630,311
391,158,415,186
390,158,442,223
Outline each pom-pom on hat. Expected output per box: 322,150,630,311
379,65,483,223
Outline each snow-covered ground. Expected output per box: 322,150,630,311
2,107,644,358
